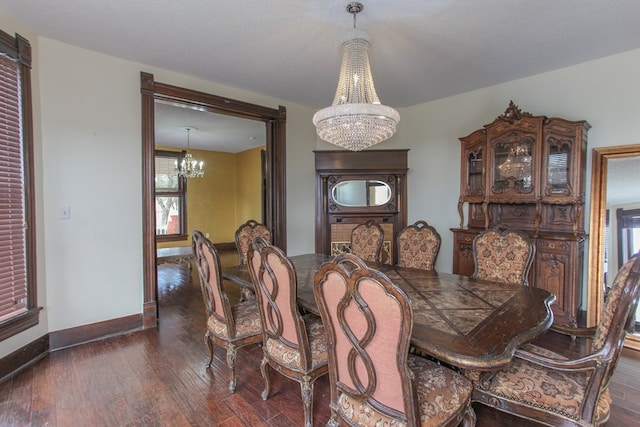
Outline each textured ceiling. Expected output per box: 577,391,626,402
154,101,267,153
3,0,640,109
2,1,640,159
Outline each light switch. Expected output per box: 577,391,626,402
59,206,71,219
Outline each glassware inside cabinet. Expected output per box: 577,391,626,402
494,137,533,192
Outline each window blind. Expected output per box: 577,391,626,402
0,52,27,321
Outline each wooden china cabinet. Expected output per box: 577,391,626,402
451,101,590,327
315,150,408,265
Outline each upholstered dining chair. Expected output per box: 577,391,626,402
191,230,263,392
234,219,271,265
468,250,640,427
472,225,535,286
247,237,329,427
314,253,476,427
234,219,271,300
349,219,384,263
397,220,442,270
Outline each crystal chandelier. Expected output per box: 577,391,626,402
174,127,204,179
312,2,400,152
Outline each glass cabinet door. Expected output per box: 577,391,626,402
466,148,484,197
541,119,589,202
546,139,570,195
493,136,534,194
460,129,486,202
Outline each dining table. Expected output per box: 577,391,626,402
222,253,556,371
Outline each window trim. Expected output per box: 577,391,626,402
154,149,188,242
0,30,39,341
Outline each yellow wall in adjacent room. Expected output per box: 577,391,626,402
236,146,264,224
156,146,264,249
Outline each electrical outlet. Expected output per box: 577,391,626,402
205,232,210,238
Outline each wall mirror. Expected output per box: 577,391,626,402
331,180,392,207
140,72,286,327
588,144,640,349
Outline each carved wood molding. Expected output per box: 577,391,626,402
497,100,532,123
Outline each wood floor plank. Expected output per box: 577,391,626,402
2,378,32,427
222,393,272,427
2,257,640,426
30,355,56,415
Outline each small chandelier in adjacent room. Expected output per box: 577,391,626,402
312,2,400,152
174,127,204,179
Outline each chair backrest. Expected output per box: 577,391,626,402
247,237,313,371
314,253,419,425
234,219,271,265
350,220,384,263
472,225,535,285
396,220,441,270
192,230,236,336
578,251,640,423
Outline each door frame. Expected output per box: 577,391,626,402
140,72,287,327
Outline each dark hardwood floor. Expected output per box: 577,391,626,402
2,250,640,426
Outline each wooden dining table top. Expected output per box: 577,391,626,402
222,253,556,371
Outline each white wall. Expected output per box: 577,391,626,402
2,4,640,359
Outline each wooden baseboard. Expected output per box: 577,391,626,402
143,301,157,329
0,313,148,384
215,242,236,251
0,335,49,383
49,313,144,351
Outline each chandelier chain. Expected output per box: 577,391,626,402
347,2,362,28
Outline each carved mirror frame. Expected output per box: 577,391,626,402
588,143,640,349
140,72,287,327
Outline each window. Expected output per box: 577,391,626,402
0,30,39,340
155,150,187,241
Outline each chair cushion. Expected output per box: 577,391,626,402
351,226,382,262
264,314,328,371
474,230,531,285
477,356,610,423
398,228,439,270
335,355,472,427
207,300,262,339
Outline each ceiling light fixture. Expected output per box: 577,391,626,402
312,2,400,152
174,127,205,179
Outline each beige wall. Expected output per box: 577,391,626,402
0,8,318,358
360,48,640,276
2,6,640,359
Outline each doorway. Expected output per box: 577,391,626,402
140,72,287,327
